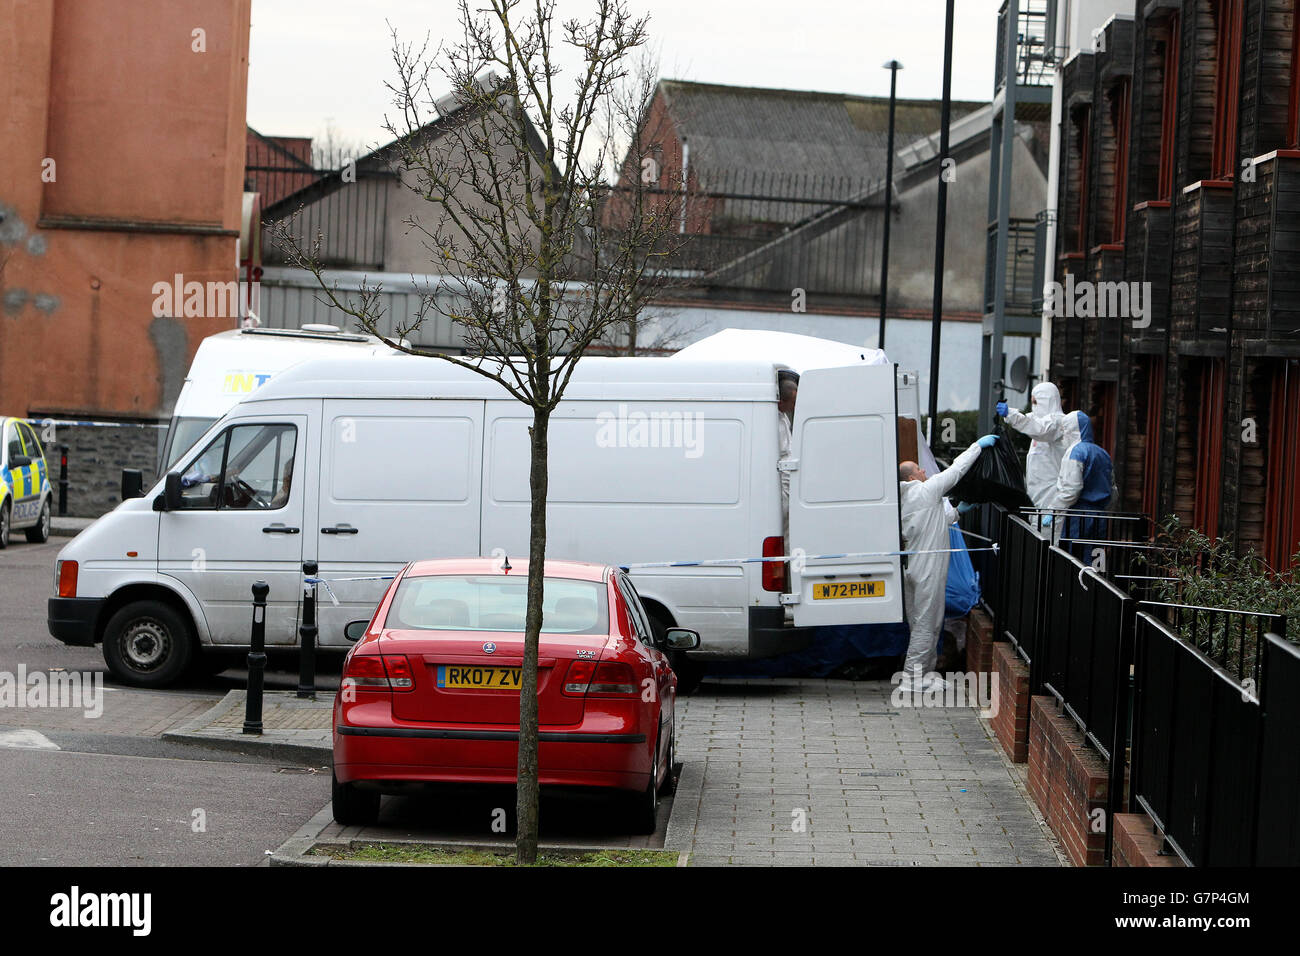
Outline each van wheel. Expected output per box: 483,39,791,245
102,600,194,687
332,771,380,826
0,503,9,549
25,498,51,543
671,656,705,695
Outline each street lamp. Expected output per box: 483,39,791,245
878,59,903,352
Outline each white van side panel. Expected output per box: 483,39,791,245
313,399,484,646
479,400,758,658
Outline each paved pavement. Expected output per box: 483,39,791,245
664,678,1064,866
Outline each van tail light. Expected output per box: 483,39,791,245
342,653,414,692
761,536,785,592
57,560,78,598
563,660,637,696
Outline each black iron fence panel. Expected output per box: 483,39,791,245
1131,609,1295,866
1256,633,1300,865
995,513,1046,669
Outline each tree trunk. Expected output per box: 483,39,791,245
516,407,549,865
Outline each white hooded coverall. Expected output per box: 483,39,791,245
898,441,984,680
1003,382,1069,509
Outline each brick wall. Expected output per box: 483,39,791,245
1112,812,1185,867
1028,695,1109,867
36,423,161,518
966,608,996,676
990,641,1030,762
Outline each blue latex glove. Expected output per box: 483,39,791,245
1040,514,1053,528
957,501,975,515
995,401,1008,417
976,434,998,449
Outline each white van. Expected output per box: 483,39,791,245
51,335,919,687
158,325,401,471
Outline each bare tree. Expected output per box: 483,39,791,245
271,0,685,864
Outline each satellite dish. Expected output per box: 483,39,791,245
1008,355,1030,393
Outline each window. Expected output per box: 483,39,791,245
617,575,655,646
1291,6,1300,148
178,423,297,511
1140,358,1165,520
1211,0,1244,180
1110,79,1131,242
1073,106,1093,253
1265,361,1300,570
1192,360,1226,538
5,423,22,464
383,575,609,634
1157,14,1181,199
17,422,42,460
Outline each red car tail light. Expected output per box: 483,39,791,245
563,660,596,695
761,536,784,592
57,560,78,598
587,661,637,695
383,654,415,690
343,654,390,689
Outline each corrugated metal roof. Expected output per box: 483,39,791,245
658,79,984,188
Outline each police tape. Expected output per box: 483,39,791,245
619,544,997,571
23,418,167,430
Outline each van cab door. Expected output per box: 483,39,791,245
786,364,904,626
158,417,307,645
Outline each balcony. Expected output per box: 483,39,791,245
984,217,1041,316
1171,180,1234,339
995,0,1055,95
1125,201,1172,345
1233,150,1300,343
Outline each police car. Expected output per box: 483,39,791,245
1,417,53,548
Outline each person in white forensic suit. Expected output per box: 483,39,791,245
777,375,798,552
995,381,1070,511
898,434,998,691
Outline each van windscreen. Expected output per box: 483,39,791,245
383,576,608,635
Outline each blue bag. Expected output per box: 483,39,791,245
945,523,980,616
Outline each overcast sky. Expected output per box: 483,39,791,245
247,0,1004,152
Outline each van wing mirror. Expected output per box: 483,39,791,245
121,468,144,501
663,627,701,651
158,472,184,512
344,620,369,642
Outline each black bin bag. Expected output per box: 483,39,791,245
948,421,1032,510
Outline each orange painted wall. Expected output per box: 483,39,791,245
0,0,252,419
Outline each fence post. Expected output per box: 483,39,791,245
297,561,318,700
243,580,269,735
1104,596,1136,864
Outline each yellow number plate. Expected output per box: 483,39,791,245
812,580,886,600
437,666,522,689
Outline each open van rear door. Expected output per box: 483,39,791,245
786,363,904,626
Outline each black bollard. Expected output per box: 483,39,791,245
244,580,269,734
297,561,318,699
58,445,69,517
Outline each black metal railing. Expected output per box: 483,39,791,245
984,218,1041,314
1130,607,1292,866
995,0,1055,94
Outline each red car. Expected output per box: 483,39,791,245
331,558,699,833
